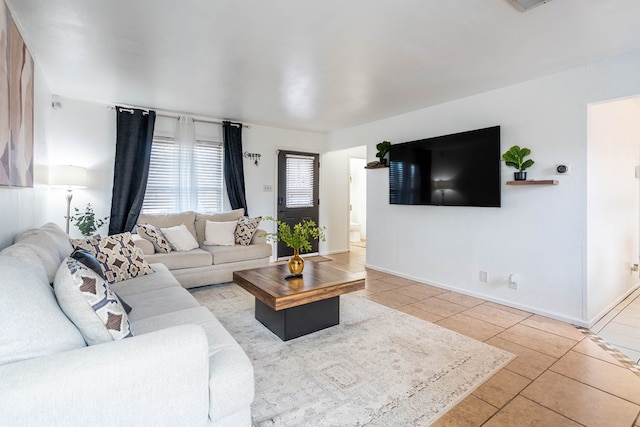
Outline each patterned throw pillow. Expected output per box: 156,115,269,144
72,232,153,283
54,257,133,345
137,223,172,253
235,216,262,246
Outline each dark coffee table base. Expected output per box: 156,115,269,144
255,296,340,341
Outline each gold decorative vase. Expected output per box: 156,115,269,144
288,248,304,274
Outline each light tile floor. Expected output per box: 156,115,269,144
593,287,640,364
322,245,640,427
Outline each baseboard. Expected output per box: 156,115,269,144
588,283,640,328
364,264,589,327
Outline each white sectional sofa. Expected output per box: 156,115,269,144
0,223,254,426
134,209,272,288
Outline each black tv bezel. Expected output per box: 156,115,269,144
388,126,501,208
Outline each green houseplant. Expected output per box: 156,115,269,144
67,203,109,237
502,145,534,181
262,217,326,274
376,141,391,165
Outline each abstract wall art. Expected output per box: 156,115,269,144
1,0,34,187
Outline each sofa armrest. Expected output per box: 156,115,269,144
0,325,210,427
132,233,155,255
251,228,268,245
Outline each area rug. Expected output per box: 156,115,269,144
192,283,514,426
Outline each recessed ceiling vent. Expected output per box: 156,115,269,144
508,0,551,12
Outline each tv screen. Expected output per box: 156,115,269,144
389,126,501,207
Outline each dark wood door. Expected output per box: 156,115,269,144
277,150,320,258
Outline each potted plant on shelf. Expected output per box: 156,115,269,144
376,141,391,166
67,203,109,237
262,217,326,275
502,145,534,181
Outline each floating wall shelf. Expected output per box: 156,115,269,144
506,180,559,186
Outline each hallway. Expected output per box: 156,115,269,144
593,287,640,364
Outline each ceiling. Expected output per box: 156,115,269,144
7,0,640,132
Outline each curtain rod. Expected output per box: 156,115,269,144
109,105,250,128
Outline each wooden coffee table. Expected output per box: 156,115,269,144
233,262,365,341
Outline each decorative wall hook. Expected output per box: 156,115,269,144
243,151,262,166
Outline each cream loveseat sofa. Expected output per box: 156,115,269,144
0,223,254,426
134,209,272,288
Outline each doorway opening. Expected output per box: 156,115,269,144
349,157,367,249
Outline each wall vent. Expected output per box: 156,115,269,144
508,0,551,12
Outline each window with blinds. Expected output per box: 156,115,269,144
142,137,224,214
285,154,315,208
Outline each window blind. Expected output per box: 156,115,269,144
285,154,315,208
142,137,224,214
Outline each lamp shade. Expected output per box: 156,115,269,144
433,179,453,190
50,165,88,188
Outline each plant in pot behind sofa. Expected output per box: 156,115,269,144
68,203,109,237
502,145,534,181
262,217,326,275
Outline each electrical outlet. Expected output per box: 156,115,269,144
479,271,488,283
508,273,518,290
263,185,273,192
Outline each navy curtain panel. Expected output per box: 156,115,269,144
109,107,156,235
223,121,248,215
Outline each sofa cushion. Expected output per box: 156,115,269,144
194,209,244,246
131,233,155,255
144,249,212,270
6,223,73,283
235,216,262,246
130,306,254,421
73,233,154,283
15,222,73,261
137,223,172,253
121,287,201,322
0,256,86,366
0,243,47,272
54,258,133,345
202,243,273,265
137,211,197,240
204,220,237,246
110,263,180,297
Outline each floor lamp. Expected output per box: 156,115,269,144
50,165,88,234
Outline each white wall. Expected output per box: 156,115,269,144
0,63,52,249
46,98,116,238
587,98,640,322
325,50,640,325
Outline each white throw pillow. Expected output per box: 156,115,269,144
204,220,238,246
160,224,199,252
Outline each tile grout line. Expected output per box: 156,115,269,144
577,326,640,377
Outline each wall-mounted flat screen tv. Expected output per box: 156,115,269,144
389,126,501,207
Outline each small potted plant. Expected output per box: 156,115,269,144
68,203,109,237
262,217,326,275
376,141,391,166
502,145,534,181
